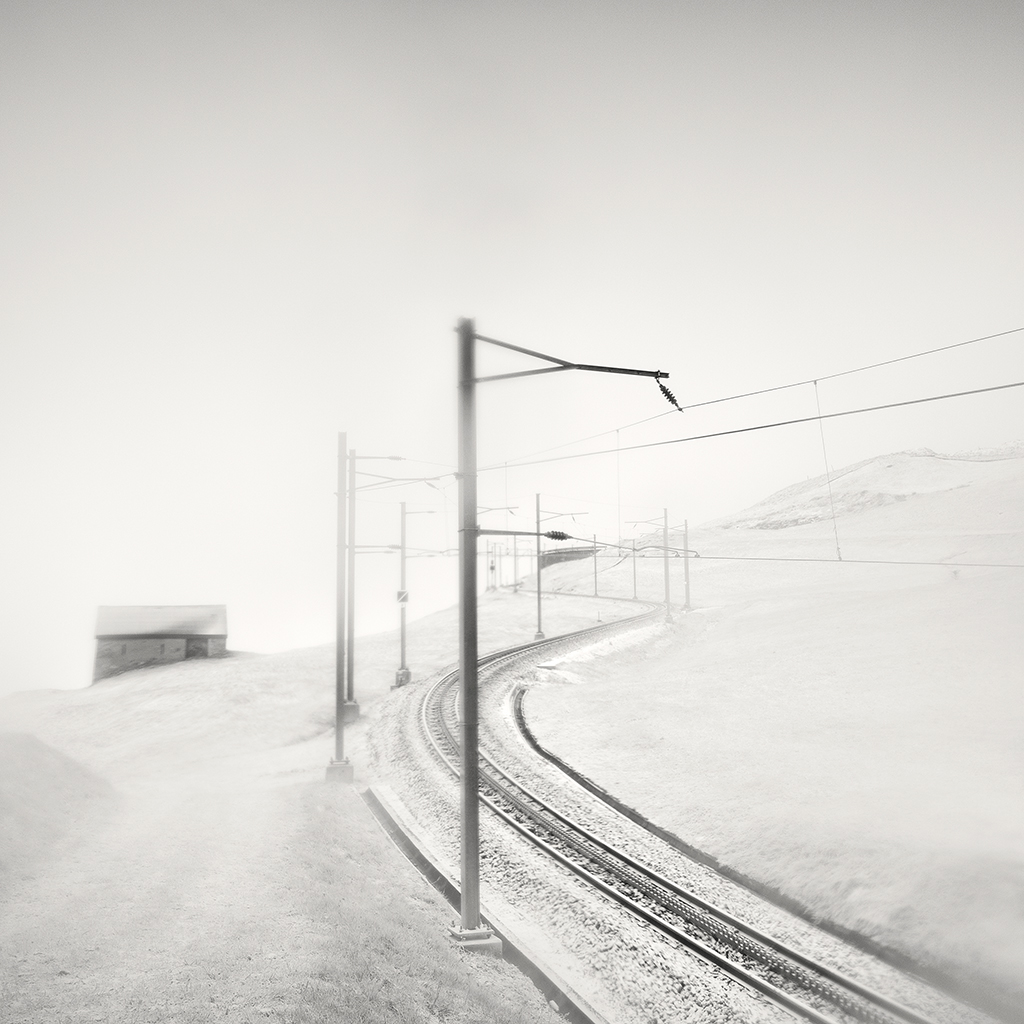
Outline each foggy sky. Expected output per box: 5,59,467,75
1,1,1022,694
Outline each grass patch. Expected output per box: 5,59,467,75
0,732,114,890
282,783,561,1024
0,592,576,1024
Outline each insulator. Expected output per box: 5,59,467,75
658,379,682,411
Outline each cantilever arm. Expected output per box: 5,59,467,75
473,331,667,383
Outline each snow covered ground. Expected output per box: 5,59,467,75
0,592,616,1024
524,448,1024,1019
3,445,1020,1021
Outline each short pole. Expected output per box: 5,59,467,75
684,519,691,611
336,433,346,755
663,508,672,622
399,502,408,679
534,493,544,639
345,447,359,720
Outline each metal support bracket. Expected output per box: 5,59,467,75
449,925,503,956
325,760,354,783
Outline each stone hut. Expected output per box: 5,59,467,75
93,605,227,681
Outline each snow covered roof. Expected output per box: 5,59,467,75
95,605,227,638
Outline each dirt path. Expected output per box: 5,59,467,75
1,751,329,1023
0,601,631,1024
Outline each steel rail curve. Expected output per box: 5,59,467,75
415,614,942,1024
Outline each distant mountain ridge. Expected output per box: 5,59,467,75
708,444,1024,531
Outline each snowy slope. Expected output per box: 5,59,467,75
526,448,1024,1020
708,444,1024,532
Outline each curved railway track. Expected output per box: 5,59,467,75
415,613,949,1024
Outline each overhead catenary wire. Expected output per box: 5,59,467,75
538,530,1024,571
348,329,1022,488
686,325,1024,410
484,379,1024,472
347,335,1023,546
506,325,1024,463
685,554,1024,570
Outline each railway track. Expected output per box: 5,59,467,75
415,614,947,1024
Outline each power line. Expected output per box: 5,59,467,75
505,325,1024,462
488,379,1024,471
684,325,1024,412
690,554,1024,569
504,526,1024,570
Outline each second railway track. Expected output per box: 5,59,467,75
376,611,996,1024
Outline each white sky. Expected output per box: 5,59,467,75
1,1,1022,695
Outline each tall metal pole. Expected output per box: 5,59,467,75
326,434,353,781
447,318,666,952
593,534,598,597
663,508,673,622
684,519,691,611
632,538,637,600
616,428,622,550
534,493,544,640
336,434,346,755
513,535,518,585
400,502,408,674
345,447,358,714
456,317,488,940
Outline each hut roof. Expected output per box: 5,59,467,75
96,605,227,638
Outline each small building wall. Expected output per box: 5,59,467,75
93,605,228,683
94,638,187,681
185,636,227,659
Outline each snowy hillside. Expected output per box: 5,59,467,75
526,447,1024,1021
708,444,1024,533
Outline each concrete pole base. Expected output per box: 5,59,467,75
392,668,412,689
449,925,503,956
341,700,360,723
325,760,354,783
533,631,545,641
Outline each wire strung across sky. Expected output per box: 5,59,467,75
687,554,1024,569
349,334,1024,499
333,537,1024,571
535,531,1024,571
506,324,1024,463
485,379,1024,472
347,343,1024,569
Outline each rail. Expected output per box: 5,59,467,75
415,616,946,1024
